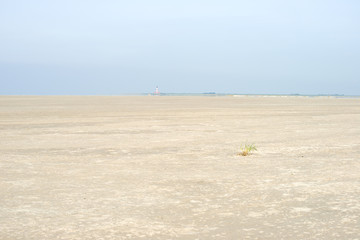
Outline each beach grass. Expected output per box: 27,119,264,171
239,143,257,156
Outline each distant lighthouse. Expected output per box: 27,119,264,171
154,86,160,95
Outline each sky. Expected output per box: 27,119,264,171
0,0,359,95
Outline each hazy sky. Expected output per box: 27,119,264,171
1,0,359,95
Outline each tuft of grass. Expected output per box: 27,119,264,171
238,144,257,156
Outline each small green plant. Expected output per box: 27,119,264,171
238,144,257,156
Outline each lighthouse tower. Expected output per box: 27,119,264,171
154,86,160,95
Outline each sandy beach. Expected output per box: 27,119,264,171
1,96,359,239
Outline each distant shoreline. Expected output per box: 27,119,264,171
143,93,359,98
1,94,359,98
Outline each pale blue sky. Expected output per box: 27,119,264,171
0,0,359,95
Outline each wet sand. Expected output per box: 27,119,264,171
1,96,360,239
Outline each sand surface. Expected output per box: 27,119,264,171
1,96,360,239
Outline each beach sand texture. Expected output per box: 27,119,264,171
1,96,360,239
